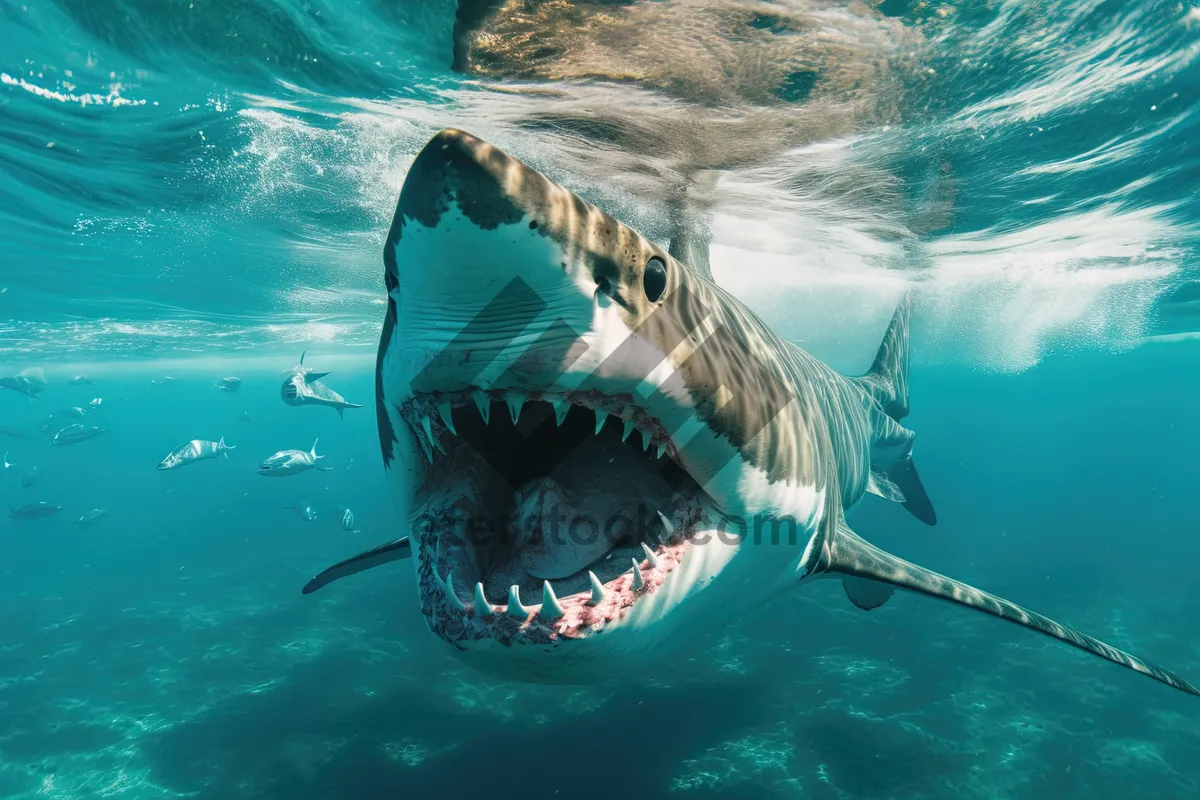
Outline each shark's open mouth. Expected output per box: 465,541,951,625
402,387,709,645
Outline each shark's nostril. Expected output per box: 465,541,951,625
596,275,612,296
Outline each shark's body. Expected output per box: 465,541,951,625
280,353,363,418
305,129,1197,698
158,438,235,470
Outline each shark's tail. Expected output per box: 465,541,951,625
335,403,364,419
311,438,334,470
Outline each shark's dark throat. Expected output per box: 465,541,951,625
401,389,707,635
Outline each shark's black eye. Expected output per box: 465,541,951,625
643,257,667,303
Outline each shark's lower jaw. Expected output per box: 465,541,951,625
401,387,715,658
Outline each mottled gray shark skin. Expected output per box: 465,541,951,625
356,128,1198,696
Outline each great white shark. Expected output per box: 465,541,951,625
304,129,1198,697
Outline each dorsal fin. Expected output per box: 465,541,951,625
857,295,911,421
666,196,713,282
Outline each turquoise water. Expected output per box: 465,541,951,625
3,2,1200,798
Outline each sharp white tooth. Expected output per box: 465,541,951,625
657,510,676,536
540,581,565,620
420,414,434,443
587,571,606,606
640,542,659,568
437,401,457,435
474,582,493,616
594,408,608,435
507,585,530,618
445,572,467,612
417,434,433,463
640,427,652,451
506,393,525,425
551,396,569,426
630,559,645,590
621,419,635,442
656,441,667,459
473,391,491,424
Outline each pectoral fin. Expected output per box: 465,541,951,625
302,537,413,595
866,470,905,503
805,521,1200,697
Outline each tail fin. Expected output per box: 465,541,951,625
807,520,1200,697
858,295,911,421
335,403,363,419
311,438,320,459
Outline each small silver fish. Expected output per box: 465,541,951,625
75,507,109,528
87,398,103,410
9,501,61,520
61,407,87,419
51,424,106,446
280,352,363,418
71,375,93,385
286,504,318,521
20,465,39,488
158,437,236,470
216,377,242,393
0,425,33,441
0,367,47,398
257,439,332,477
2,451,14,470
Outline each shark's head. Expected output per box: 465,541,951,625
377,130,833,682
